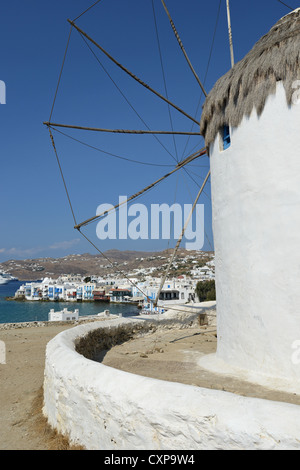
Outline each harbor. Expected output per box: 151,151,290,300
1,0,299,452
11,275,206,313
0,252,215,323
0,281,139,324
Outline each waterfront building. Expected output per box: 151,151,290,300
24,282,42,301
93,289,110,302
109,288,132,303
13,270,204,307
141,279,196,313
82,282,96,300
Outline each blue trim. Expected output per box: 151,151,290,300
223,125,231,150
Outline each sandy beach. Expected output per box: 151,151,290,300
1,315,300,450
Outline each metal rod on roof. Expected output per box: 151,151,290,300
226,0,235,68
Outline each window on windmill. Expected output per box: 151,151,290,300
221,125,231,151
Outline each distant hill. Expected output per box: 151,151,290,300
0,249,214,281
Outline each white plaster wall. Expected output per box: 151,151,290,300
43,317,300,450
209,81,300,382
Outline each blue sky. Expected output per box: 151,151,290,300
0,0,296,262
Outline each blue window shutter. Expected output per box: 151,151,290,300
223,125,231,150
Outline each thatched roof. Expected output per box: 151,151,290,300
200,8,300,148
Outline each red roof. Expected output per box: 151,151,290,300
111,288,131,292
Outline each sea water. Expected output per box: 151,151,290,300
0,280,139,324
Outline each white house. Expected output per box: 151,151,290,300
24,282,42,301
48,308,79,322
141,279,196,313
200,9,300,381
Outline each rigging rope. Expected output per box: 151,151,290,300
182,166,211,202
78,31,178,162
49,127,179,167
153,169,210,306
77,228,156,305
73,0,103,21
276,0,294,10
48,127,160,306
181,169,214,251
68,19,200,126
48,127,77,226
151,0,179,163
74,147,207,230
49,24,73,122
161,0,207,97
48,123,211,303
180,0,221,160
46,4,214,312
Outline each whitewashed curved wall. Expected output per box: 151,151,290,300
210,81,300,382
43,318,300,450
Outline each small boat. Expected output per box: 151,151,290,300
0,273,11,285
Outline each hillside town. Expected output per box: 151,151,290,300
12,251,215,314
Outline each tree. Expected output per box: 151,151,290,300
195,280,216,302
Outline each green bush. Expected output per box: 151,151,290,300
195,280,216,302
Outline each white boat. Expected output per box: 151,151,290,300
0,272,16,285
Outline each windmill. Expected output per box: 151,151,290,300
44,0,226,308
199,7,300,386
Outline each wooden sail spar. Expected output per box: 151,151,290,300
74,147,207,230
161,0,207,97
44,122,201,136
153,169,210,307
46,1,215,307
68,19,200,126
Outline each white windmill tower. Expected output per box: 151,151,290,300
200,8,300,389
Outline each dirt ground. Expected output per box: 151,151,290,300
1,320,300,450
0,323,78,450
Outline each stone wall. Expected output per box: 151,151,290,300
43,314,300,450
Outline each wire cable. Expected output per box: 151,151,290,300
49,24,73,122
78,31,177,162
73,0,103,21
77,227,154,304
74,147,207,230
152,0,179,163
277,0,294,10
161,0,207,97
46,4,214,314
153,170,211,306
181,0,222,160
68,19,200,126
48,127,77,226
50,127,178,167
